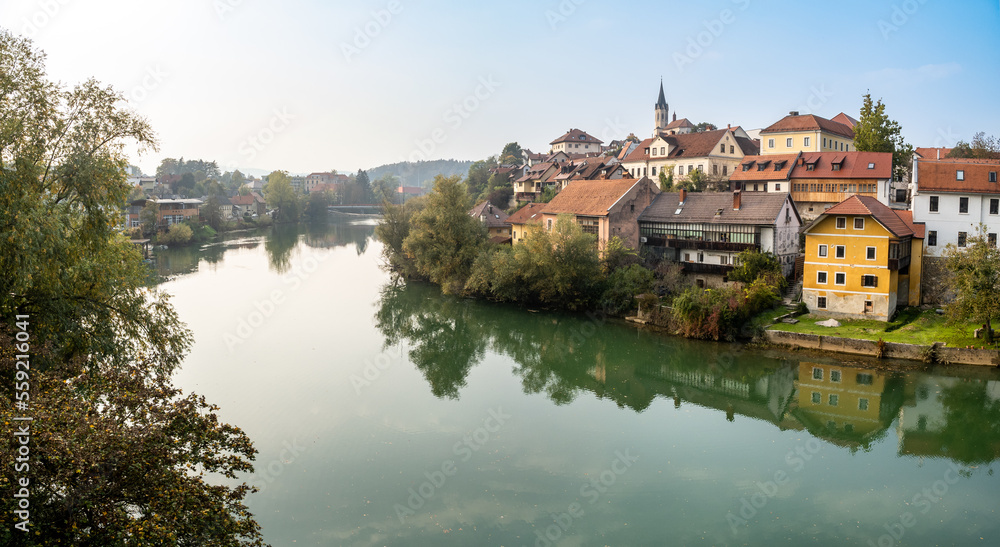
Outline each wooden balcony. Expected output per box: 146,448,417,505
682,262,734,275
666,239,758,252
887,255,910,271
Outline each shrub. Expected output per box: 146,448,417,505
158,223,193,246
600,263,655,315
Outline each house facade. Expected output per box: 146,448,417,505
759,112,855,156
911,157,1000,257
507,202,547,245
621,127,758,182
153,198,203,226
540,177,659,250
469,201,512,241
550,129,603,155
802,195,923,321
638,190,801,287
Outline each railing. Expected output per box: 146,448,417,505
887,255,911,271
682,262,734,275
666,240,757,252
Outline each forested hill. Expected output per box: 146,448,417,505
365,159,473,187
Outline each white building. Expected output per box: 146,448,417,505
911,157,1000,257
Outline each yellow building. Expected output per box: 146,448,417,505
794,363,891,445
759,112,855,156
507,202,546,245
802,195,924,320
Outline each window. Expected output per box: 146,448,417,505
684,253,691,262
720,144,726,153
858,398,870,411
959,231,967,247
868,162,875,169
929,195,939,212
835,272,846,285
730,145,735,153
698,252,704,263
806,164,815,171
991,171,997,183
991,233,998,247
786,138,793,147
812,367,823,380
829,394,839,406
689,165,694,174
959,197,969,214
768,138,775,148
547,219,553,231
811,392,821,404
992,199,999,215
866,247,876,260
957,170,965,181
775,183,781,191
835,246,845,259
652,167,657,176
862,275,878,287
817,271,828,284
823,138,827,147
678,165,684,175
804,137,810,147
817,296,827,309
713,164,718,175
720,255,729,265
928,230,937,246
857,373,873,385
818,244,828,257
830,370,841,382
660,147,665,155
836,217,846,229
854,217,865,230
723,165,728,175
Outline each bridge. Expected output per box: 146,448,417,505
328,204,383,215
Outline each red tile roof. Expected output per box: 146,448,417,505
469,201,511,228
663,117,695,130
623,129,754,164
543,178,644,217
506,202,547,225
760,113,855,139
791,151,892,179
916,158,1000,193
894,210,925,238
550,128,603,146
831,112,859,129
914,147,953,160
816,195,917,238
729,154,799,181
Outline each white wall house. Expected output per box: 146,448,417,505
911,158,1000,257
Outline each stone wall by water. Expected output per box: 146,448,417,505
765,330,999,366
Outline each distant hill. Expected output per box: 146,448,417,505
364,159,473,188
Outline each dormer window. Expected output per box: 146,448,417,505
806,164,815,171
868,163,875,169
742,163,752,171
957,170,965,181
757,164,767,171
832,163,841,171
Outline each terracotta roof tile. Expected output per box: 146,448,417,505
507,202,547,225
550,128,603,146
916,158,1000,193
729,154,799,181
760,114,854,139
914,147,953,160
792,151,892,179
469,201,511,228
543,178,644,217
818,195,914,237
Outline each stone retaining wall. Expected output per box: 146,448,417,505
765,330,999,366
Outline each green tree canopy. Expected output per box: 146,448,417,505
264,170,300,222
402,175,485,293
947,132,1000,160
500,142,524,164
944,224,1000,342
853,93,914,179
0,30,264,545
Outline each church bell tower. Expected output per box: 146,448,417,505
654,79,669,134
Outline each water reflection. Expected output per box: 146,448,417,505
152,218,377,279
376,281,1000,465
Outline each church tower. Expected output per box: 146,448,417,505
654,79,669,134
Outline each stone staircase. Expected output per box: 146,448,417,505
782,279,803,307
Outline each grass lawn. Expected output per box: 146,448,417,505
765,307,999,348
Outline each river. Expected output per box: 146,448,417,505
156,218,1000,547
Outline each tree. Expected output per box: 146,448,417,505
356,169,372,202
402,175,486,293
175,172,196,195
140,200,160,236
465,157,496,198
729,249,785,289
947,132,1000,160
375,197,426,279
372,173,400,204
159,222,194,246
0,31,264,545
943,224,1000,342
203,195,223,231
694,122,717,132
853,93,914,180
658,170,673,191
231,169,246,190
500,142,524,165
264,170,300,223
304,190,333,222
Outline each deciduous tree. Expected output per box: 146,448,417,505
944,224,1000,342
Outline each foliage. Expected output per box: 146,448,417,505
402,175,486,293
465,215,602,310
140,200,160,236
943,224,1000,342
500,142,524,165
156,157,220,181
465,157,497,198
0,31,263,545
536,186,559,203
371,173,400,204
947,132,1000,160
203,195,223,231
671,278,781,341
600,264,655,315
304,190,333,222
693,122,718,132
853,93,914,179
485,185,513,211
375,196,426,279
602,236,640,274
158,222,194,246
729,249,787,291
263,170,301,223
658,169,672,191
652,259,687,298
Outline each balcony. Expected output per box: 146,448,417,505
682,262,734,275
666,239,757,252
887,255,911,271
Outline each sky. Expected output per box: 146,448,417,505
3,0,999,177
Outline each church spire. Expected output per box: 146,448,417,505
656,78,667,108
654,79,669,134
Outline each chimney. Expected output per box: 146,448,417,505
937,149,941,160
789,111,799,116
679,188,686,204
488,205,493,214
733,191,741,211
673,113,677,122
727,124,731,131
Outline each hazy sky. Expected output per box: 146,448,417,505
4,0,998,176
